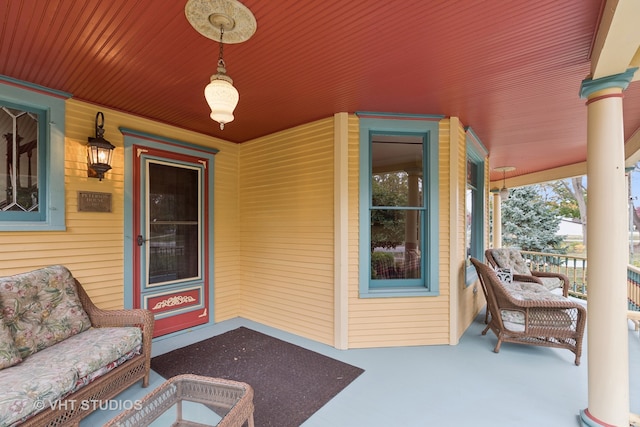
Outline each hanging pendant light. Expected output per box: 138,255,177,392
204,25,238,130
185,0,256,130
494,166,515,201
499,170,509,201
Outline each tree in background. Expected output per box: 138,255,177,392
502,186,565,253
543,177,587,247
370,172,408,251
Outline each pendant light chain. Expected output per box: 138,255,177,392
218,26,226,68
186,0,255,131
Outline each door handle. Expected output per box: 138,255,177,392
136,235,145,246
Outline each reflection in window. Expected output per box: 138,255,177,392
0,107,39,212
466,159,477,267
465,134,486,286
370,137,424,285
147,162,200,285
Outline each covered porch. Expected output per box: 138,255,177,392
1,0,640,426
81,311,640,426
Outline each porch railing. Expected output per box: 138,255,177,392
519,251,588,298
519,250,640,317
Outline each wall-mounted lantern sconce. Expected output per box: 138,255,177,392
87,112,115,181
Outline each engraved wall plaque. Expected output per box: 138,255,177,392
78,191,112,212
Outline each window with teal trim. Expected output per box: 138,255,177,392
359,117,439,297
465,139,485,285
0,79,66,231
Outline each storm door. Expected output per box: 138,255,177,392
133,147,209,337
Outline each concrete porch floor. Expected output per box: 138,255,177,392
83,309,640,426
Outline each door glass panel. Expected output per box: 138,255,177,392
147,161,200,285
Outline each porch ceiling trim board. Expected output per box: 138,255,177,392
590,0,640,81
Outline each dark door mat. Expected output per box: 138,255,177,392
151,326,364,426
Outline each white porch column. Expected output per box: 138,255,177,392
579,69,636,427
492,192,502,249
333,112,349,350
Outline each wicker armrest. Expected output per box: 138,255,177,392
512,274,543,284
531,271,570,297
76,280,154,330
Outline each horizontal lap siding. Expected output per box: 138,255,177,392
0,100,127,308
347,116,451,348
239,118,335,345
212,143,241,321
0,99,241,314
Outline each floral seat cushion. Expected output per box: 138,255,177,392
0,316,21,369
537,276,563,292
488,248,531,275
489,249,563,292
0,265,92,359
0,326,142,426
499,281,574,332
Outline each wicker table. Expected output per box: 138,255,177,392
105,374,254,427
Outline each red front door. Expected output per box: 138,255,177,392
133,145,209,337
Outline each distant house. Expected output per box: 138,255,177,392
557,218,583,237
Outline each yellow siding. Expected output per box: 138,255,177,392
0,99,241,318
347,116,451,348
212,135,242,322
238,118,336,345
0,97,485,349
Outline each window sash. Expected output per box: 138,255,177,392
0,101,47,222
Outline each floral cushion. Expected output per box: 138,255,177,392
0,315,21,369
503,281,566,301
0,265,92,359
0,326,142,426
538,276,563,291
489,248,532,275
500,281,573,332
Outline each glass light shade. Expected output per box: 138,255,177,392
88,144,113,166
499,187,509,201
204,78,239,129
87,136,115,180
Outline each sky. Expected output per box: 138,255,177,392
632,169,640,207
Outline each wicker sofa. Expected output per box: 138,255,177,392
470,257,586,365
0,265,154,426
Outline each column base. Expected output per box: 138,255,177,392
580,408,621,427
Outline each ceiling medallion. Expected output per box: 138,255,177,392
185,0,257,130
185,0,257,44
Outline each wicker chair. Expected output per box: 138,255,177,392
470,257,586,365
485,248,570,297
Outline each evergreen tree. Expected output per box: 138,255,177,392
502,186,565,253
